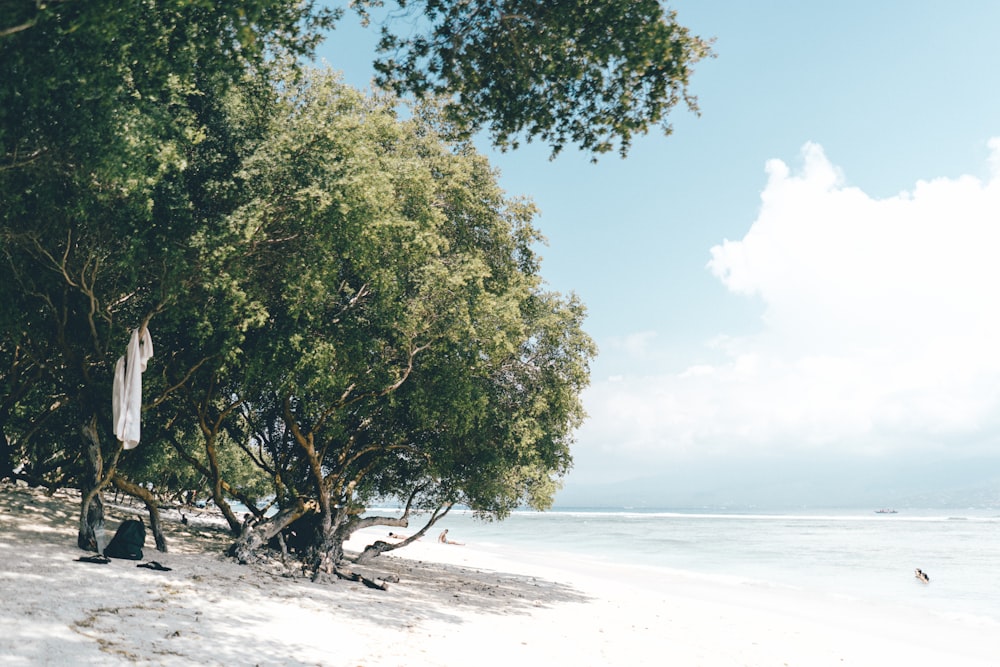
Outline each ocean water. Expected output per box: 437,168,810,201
426,507,1000,625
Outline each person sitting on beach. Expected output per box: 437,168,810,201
438,529,463,545
915,568,930,583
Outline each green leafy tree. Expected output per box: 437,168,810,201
361,0,714,157
2,0,706,559
0,0,334,550
209,70,594,572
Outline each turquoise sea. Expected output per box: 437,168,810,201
422,507,1000,625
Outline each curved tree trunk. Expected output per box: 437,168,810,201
166,432,264,524
78,488,105,552
211,483,242,535
78,418,107,552
112,473,167,552
77,416,124,552
286,405,340,577
203,433,243,535
355,503,451,564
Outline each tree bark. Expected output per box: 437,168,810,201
112,473,167,552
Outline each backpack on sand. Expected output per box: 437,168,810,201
104,519,145,560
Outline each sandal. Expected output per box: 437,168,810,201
137,561,172,571
76,554,111,564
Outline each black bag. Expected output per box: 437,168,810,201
104,519,145,560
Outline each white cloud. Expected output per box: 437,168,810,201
578,140,1000,471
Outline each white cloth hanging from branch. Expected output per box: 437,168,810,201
112,327,153,450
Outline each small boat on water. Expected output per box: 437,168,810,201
875,508,897,514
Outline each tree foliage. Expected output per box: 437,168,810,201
363,0,714,157
201,70,595,569
0,0,335,549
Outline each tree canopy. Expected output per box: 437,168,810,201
364,0,713,156
1,0,338,549
174,69,596,569
1,0,707,570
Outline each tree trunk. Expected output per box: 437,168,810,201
305,505,341,578
203,434,243,535
167,433,263,523
78,421,107,551
211,484,243,536
77,416,122,552
228,499,313,564
0,431,14,482
112,473,167,552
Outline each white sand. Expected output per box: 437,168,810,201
1,483,997,666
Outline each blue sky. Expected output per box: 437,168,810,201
316,2,1000,506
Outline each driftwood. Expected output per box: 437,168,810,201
334,567,388,591
357,539,394,562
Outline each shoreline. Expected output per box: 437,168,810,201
2,483,998,666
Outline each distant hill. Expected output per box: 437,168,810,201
553,454,1000,510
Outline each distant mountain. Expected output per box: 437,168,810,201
553,454,1000,510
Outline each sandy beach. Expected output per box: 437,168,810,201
1,483,997,667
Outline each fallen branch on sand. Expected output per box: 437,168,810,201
334,567,389,590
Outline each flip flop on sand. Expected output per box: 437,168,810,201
76,554,111,564
137,561,172,572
